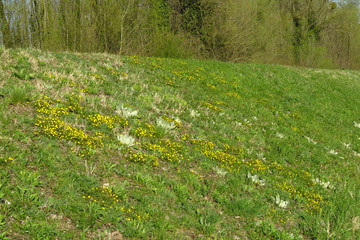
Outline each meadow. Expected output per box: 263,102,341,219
0,48,360,239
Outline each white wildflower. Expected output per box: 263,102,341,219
116,105,138,118
354,121,360,128
305,136,317,144
246,148,254,154
117,134,135,146
313,178,334,189
353,151,360,158
342,143,351,149
213,166,228,177
244,119,252,126
256,152,266,160
275,194,288,209
156,118,176,130
276,132,284,139
235,122,243,127
247,172,265,186
329,149,338,155
190,109,200,118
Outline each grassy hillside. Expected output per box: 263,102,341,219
0,48,360,239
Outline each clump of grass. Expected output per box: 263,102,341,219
7,86,31,104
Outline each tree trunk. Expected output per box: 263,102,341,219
0,0,12,47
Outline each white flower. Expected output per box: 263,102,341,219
275,194,288,208
235,122,243,127
305,136,317,144
342,143,351,149
244,119,252,126
116,105,138,118
213,167,228,177
313,178,334,189
276,132,284,139
329,150,338,155
353,151,360,157
117,134,135,146
190,109,200,118
354,121,360,128
156,118,176,130
322,182,330,189
246,148,254,154
247,172,265,186
256,153,266,160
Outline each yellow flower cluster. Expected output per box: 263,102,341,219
88,73,105,80
83,186,120,209
149,62,164,70
182,134,322,211
183,134,242,172
273,181,324,212
83,186,149,220
161,117,181,128
45,73,56,79
33,95,69,117
135,124,155,138
67,80,90,93
141,139,184,163
214,101,225,106
245,159,271,174
65,94,83,113
218,78,227,84
204,150,242,172
245,159,313,186
182,134,215,150
120,206,150,222
34,115,103,154
207,84,216,90
128,150,159,166
105,67,128,77
85,114,128,129
0,156,14,165
227,92,241,99
202,102,223,112
129,56,142,65
165,78,175,86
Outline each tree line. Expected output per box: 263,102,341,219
1,0,359,69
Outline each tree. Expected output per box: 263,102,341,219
0,0,12,47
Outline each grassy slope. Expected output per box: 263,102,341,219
0,48,360,239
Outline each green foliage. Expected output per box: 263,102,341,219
6,85,32,104
1,0,359,69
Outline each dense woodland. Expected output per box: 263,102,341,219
1,0,360,69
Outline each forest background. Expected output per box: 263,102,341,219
1,0,360,69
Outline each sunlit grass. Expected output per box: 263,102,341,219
0,48,359,239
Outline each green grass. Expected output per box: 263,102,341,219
0,47,360,239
